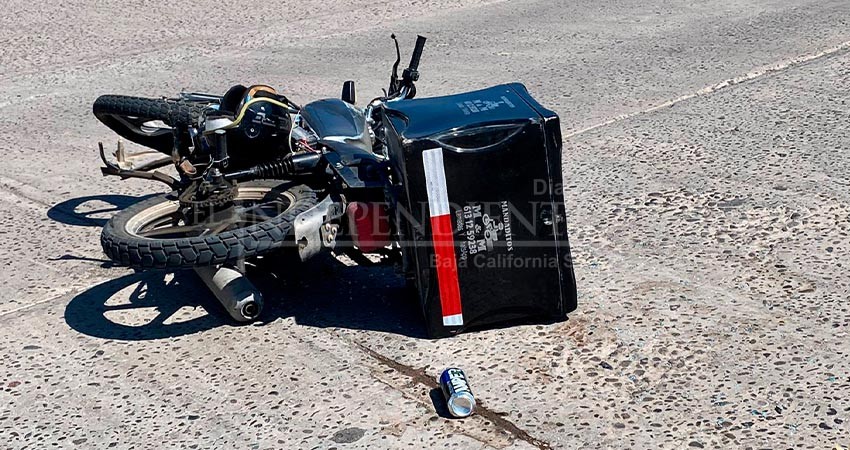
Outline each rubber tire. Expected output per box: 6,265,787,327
101,181,319,269
92,95,203,154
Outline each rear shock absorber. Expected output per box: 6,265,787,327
224,152,323,181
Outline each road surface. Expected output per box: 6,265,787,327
1,0,848,448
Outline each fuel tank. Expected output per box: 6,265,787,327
300,98,372,153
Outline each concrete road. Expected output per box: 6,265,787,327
1,0,849,448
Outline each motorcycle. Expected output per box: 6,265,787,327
93,35,577,337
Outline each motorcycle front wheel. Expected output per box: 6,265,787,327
92,95,205,154
101,181,318,269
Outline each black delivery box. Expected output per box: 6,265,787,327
383,83,577,338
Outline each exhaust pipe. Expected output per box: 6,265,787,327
194,265,264,322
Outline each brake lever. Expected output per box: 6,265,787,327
388,34,401,96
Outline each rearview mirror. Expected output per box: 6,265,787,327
342,80,356,105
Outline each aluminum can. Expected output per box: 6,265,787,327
439,368,475,418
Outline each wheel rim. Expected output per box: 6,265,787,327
123,185,295,240
112,115,173,138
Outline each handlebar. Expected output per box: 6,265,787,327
384,34,427,100
408,35,427,71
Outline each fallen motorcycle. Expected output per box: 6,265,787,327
93,35,577,337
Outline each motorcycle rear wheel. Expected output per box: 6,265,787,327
101,181,318,269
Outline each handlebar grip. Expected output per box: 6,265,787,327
408,35,427,71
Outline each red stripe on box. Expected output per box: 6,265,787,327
430,214,463,321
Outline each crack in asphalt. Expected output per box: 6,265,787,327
564,39,850,138
353,341,553,450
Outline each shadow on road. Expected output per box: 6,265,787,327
46,194,158,267
429,388,455,419
64,271,224,340
48,194,155,227
64,255,428,341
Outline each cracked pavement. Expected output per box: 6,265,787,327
1,0,849,448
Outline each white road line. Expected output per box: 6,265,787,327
0,287,83,320
565,39,850,138
0,175,55,211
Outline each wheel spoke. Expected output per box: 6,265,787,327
138,224,206,238
113,115,172,137
237,201,285,220
200,220,233,236
241,212,272,223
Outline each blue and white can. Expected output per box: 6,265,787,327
439,367,475,418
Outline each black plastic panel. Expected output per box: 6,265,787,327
384,83,577,338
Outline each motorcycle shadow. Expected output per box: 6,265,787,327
46,194,159,267
48,194,156,228
258,254,427,338
64,254,427,341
